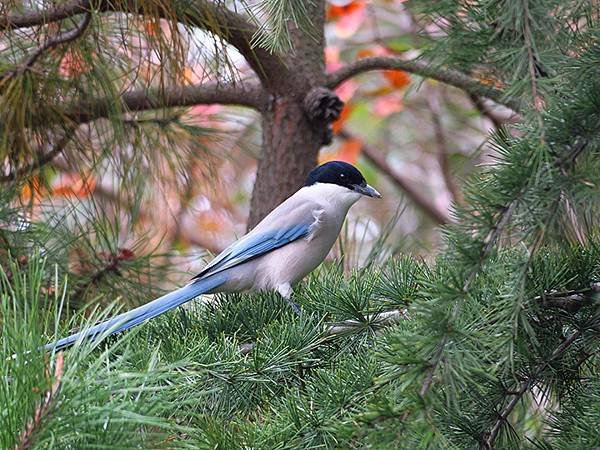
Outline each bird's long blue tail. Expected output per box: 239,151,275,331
46,275,226,351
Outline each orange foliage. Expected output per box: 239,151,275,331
58,50,89,78
320,138,362,165
20,176,44,205
383,70,411,89
332,103,355,135
327,1,366,20
373,95,403,116
53,173,97,198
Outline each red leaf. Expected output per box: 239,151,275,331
332,104,355,135
383,70,411,89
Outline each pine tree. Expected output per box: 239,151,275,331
1,1,599,449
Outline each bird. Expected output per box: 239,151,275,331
47,161,381,350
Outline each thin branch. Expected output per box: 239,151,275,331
469,94,517,131
339,130,450,225
15,12,91,76
15,352,64,450
535,282,600,312
426,88,464,206
1,129,77,182
326,57,521,112
0,0,89,30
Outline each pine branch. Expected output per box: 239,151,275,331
14,352,64,450
1,128,77,182
482,306,600,449
325,309,409,335
418,134,591,413
339,130,450,225
535,282,600,313
1,0,287,85
50,81,266,125
326,57,522,112
239,308,409,355
8,12,91,78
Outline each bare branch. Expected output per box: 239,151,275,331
339,130,450,225
0,0,89,30
53,81,266,125
326,57,521,112
426,88,464,207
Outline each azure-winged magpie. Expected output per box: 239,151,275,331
48,161,381,350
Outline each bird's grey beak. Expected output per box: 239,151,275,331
354,183,382,198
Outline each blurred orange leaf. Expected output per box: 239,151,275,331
332,104,355,135
58,50,89,78
356,45,389,59
20,176,44,204
383,70,411,89
320,138,362,165
53,173,96,198
327,1,365,20
328,1,367,38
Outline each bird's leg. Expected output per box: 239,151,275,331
276,283,301,316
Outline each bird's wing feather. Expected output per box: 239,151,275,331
193,200,320,280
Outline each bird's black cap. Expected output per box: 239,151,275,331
304,160,366,190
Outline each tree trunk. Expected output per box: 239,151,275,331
247,1,329,229
248,97,323,228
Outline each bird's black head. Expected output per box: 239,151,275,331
304,161,381,198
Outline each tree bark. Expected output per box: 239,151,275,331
247,1,328,228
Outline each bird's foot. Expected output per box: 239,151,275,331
285,298,302,316
276,283,301,316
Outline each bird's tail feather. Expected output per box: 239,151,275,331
46,275,226,351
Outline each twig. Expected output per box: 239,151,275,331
0,0,89,30
14,352,64,450
326,57,522,112
469,94,518,131
339,130,450,225
425,88,464,206
326,309,409,335
535,282,600,312
1,129,77,182
16,12,91,77
522,0,545,135
240,308,409,355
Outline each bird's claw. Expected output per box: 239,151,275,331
284,298,302,316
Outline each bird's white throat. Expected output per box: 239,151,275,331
299,182,362,210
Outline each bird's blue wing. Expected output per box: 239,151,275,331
193,222,312,280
